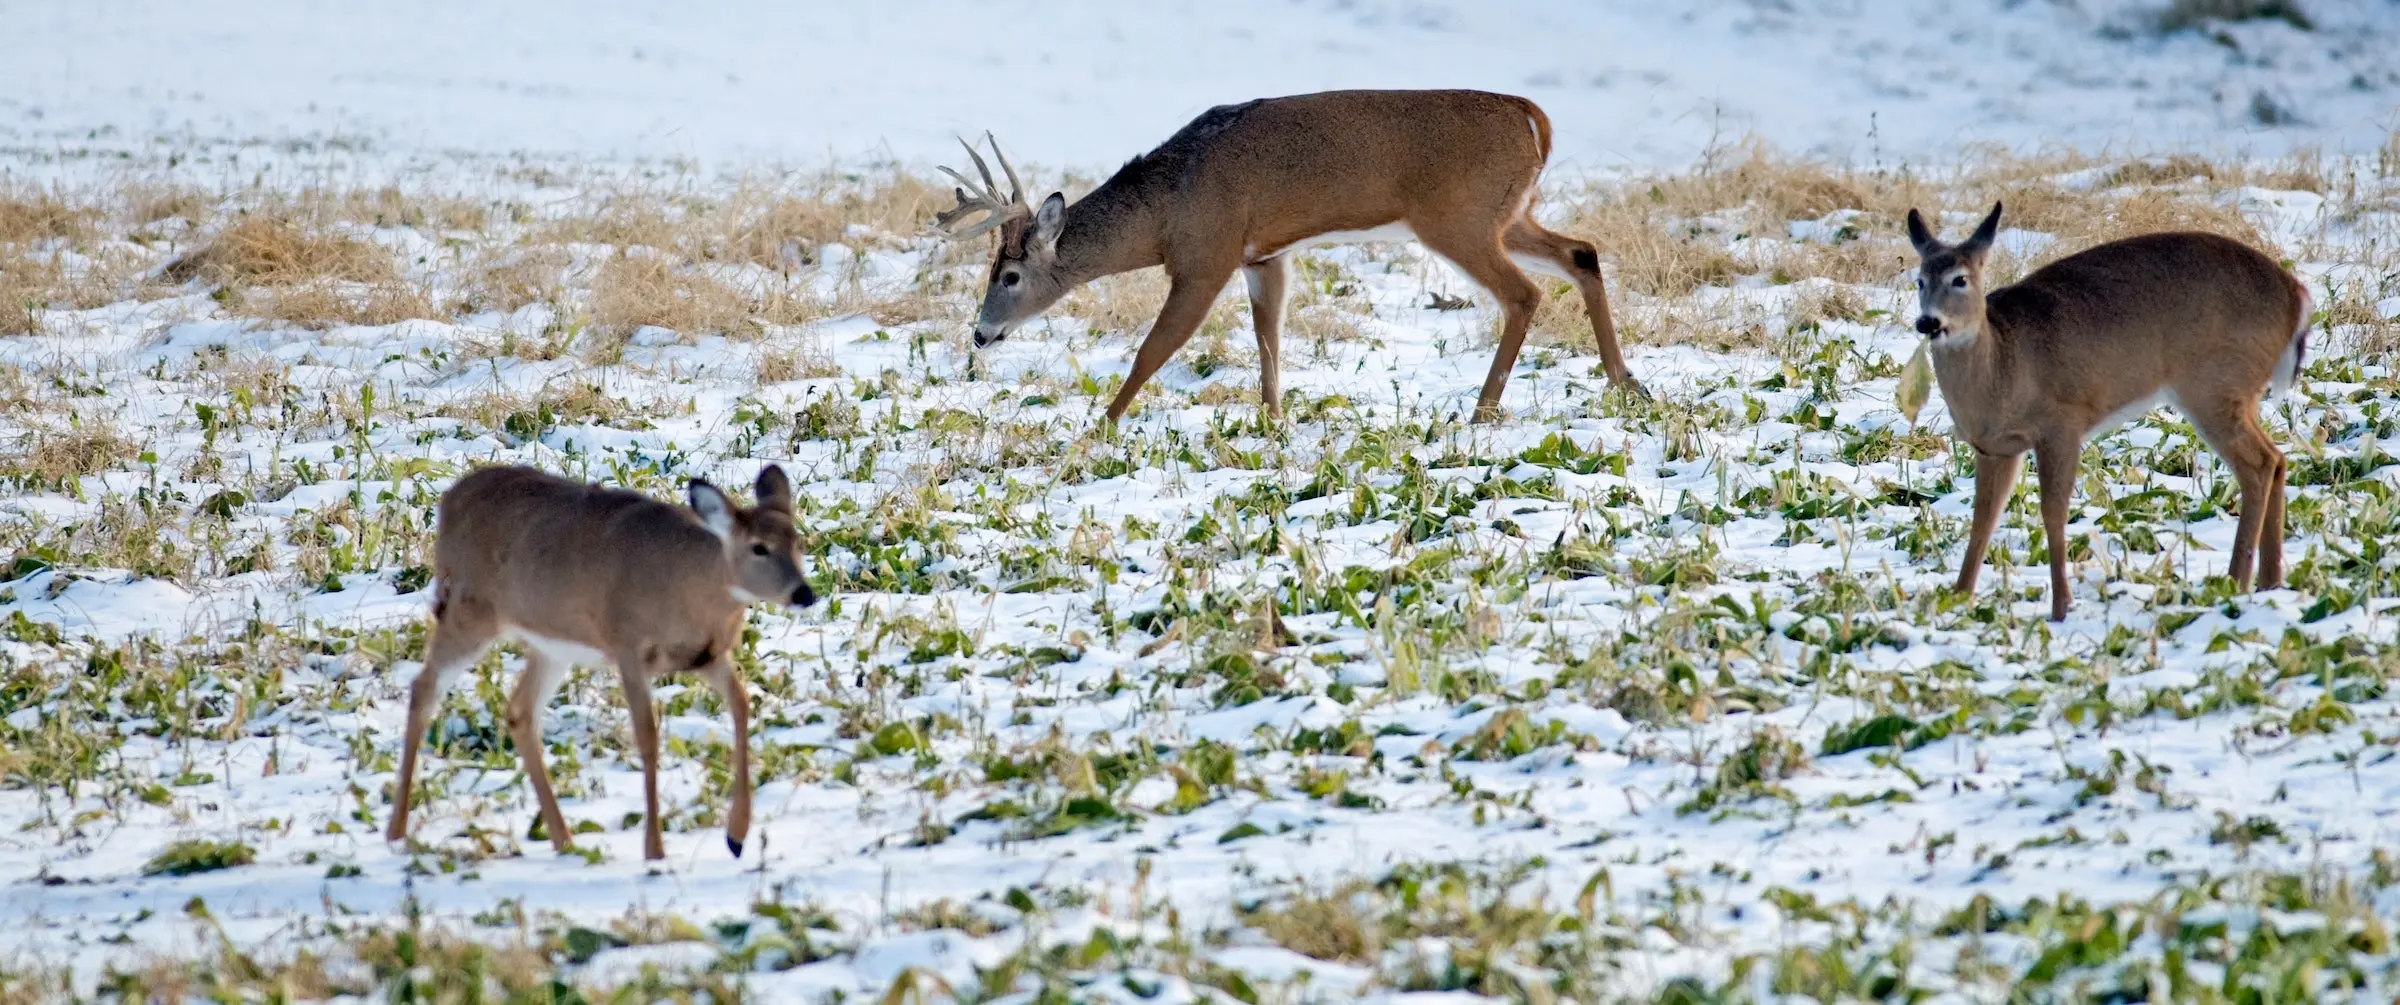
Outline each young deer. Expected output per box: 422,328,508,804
385,465,816,860
932,89,1644,423
1907,203,2311,621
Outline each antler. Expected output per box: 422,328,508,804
931,132,1026,240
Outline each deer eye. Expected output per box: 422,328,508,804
750,543,769,556
1000,272,1020,288
1950,276,1968,289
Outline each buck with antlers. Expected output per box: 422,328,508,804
1906,203,2312,622
386,465,816,860
932,89,1644,423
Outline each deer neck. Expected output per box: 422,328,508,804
1926,299,2025,447
1053,179,1167,283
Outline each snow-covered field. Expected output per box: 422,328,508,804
5,2,2400,1002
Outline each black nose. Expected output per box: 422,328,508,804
972,330,990,348
791,583,817,607
1915,316,1943,336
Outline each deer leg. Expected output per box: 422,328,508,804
2261,433,2289,590
1418,227,1543,423
1504,219,1642,395
2191,405,2282,592
387,597,496,845
700,657,754,857
1243,258,1291,419
1104,266,1236,422
2033,440,2082,622
507,645,575,853
616,657,668,861
1956,451,2023,599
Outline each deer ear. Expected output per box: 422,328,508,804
1031,192,1065,251
1904,208,1938,256
753,465,793,515
688,480,734,540
1960,202,2003,258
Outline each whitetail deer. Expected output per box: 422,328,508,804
1906,203,2311,621
386,465,815,860
932,89,1644,423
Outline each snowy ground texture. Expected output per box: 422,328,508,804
1,135,2399,1001
7,0,2400,169
6,1,2400,1003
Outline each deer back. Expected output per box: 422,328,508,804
1970,233,2305,438
1094,89,1552,259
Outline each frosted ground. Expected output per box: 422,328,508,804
4,1,2400,1002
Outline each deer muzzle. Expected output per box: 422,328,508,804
1914,315,1944,336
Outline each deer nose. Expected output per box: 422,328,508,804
1914,316,1943,336
790,584,817,607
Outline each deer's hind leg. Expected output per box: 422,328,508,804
1415,221,1544,423
388,592,498,844
1503,218,1640,395
2185,396,2286,591
507,642,576,853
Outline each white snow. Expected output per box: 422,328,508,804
4,0,2396,170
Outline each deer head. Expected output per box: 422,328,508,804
687,465,814,607
1906,202,2003,347
932,134,1070,348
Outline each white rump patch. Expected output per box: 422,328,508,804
2273,285,2313,397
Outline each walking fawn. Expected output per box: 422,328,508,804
931,89,1644,423
1906,203,2312,621
386,465,816,860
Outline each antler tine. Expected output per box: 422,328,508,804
983,132,1024,206
931,133,1025,240
955,134,1005,203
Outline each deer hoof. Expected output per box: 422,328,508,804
727,836,744,858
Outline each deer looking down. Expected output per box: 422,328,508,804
932,89,1644,423
1907,203,2312,622
386,465,816,860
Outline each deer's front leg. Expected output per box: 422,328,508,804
616,659,667,861
1243,258,1290,419
1956,450,2023,598
1105,265,1236,422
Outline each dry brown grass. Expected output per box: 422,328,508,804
713,169,947,266
1059,268,1171,337
1787,280,1873,331
1242,889,1376,964
455,244,570,315
11,423,138,491
438,381,636,438
0,249,59,336
330,185,489,231
0,188,95,247
231,281,438,329
757,343,841,384
590,253,787,340
163,216,399,288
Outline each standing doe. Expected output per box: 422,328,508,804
932,89,1644,423
1906,203,2311,621
386,465,816,860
